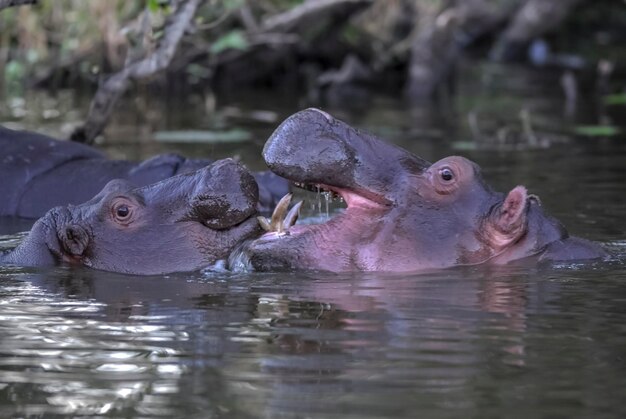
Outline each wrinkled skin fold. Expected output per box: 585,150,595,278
242,108,607,272
0,159,261,275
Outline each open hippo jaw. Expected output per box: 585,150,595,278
243,109,433,271
262,108,429,207
8,159,261,275
262,107,437,214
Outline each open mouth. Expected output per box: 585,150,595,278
294,181,388,209
257,179,389,239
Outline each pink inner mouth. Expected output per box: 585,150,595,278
335,187,386,210
260,182,387,240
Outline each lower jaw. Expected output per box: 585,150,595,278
237,186,387,270
257,224,310,241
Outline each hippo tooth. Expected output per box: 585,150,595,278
257,216,272,232
258,194,303,236
282,200,302,230
263,193,293,234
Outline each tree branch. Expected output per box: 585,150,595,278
70,0,202,144
261,0,372,33
405,0,521,102
0,0,37,11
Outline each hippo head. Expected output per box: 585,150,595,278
30,159,260,274
243,109,574,272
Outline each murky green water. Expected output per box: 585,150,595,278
1,62,625,417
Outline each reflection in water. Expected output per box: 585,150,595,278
0,273,188,416
0,254,626,417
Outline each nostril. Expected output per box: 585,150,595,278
65,226,75,241
61,224,89,257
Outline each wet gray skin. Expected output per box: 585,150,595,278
243,108,607,272
0,159,260,275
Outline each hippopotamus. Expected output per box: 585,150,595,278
0,125,288,218
0,159,260,275
242,109,607,272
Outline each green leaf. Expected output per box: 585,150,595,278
451,141,478,151
223,0,246,11
573,125,621,137
5,60,25,83
154,129,252,143
185,63,211,78
603,94,626,106
147,0,160,13
210,30,248,54
26,49,40,64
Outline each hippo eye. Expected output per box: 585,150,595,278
116,205,130,219
439,167,454,182
110,199,135,225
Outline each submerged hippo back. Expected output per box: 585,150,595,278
0,126,105,216
0,125,289,219
0,127,207,218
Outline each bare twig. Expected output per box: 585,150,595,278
196,7,232,30
70,0,202,144
172,0,370,84
238,3,259,32
0,0,37,11
261,0,372,33
248,32,300,47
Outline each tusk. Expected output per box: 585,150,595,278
269,193,293,230
282,200,302,230
259,193,302,236
257,216,272,231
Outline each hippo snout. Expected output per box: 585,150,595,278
44,206,89,255
262,108,357,185
306,107,334,122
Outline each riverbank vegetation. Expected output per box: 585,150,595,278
0,0,624,142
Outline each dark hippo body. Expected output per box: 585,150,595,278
0,159,260,275
0,126,288,218
243,109,607,272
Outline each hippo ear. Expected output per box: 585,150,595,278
487,186,529,249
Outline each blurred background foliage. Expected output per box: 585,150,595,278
1,0,624,94
0,0,624,143
0,0,316,93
